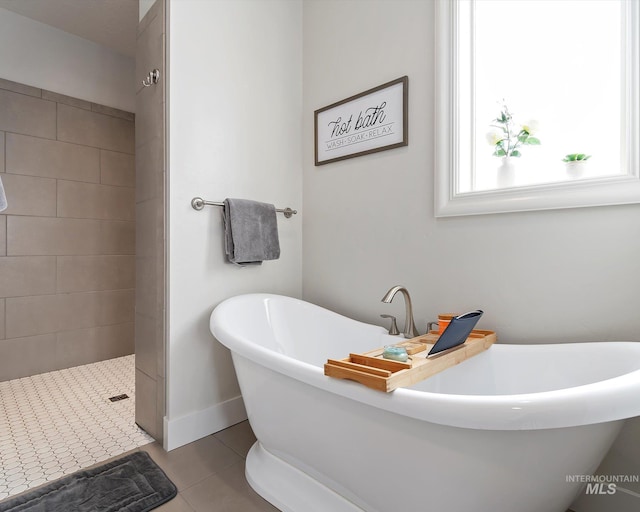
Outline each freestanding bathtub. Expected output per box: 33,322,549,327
210,294,640,512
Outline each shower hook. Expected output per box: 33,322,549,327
142,69,160,87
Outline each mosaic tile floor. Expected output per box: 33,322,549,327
0,355,154,500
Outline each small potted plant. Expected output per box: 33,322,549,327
486,103,541,159
562,153,591,178
486,103,541,186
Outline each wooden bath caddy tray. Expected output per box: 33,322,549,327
324,330,496,392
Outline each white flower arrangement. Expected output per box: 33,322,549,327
487,103,541,158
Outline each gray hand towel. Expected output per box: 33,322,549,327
0,175,7,212
223,198,280,265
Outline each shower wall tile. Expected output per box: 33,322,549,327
99,220,136,255
135,139,163,203
1,334,57,380
0,325,135,381
55,322,134,369
0,81,136,379
156,314,165,380
0,216,5,255
136,0,165,443
155,375,165,435
134,84,163,148
4,289,134,339
7,217,134,256
0,78,41,98
8,217,96,255
41,89,92,111
57,104,135,154
0,174,56,217
0,334,57,380
0,89,56,139
0,131,5,172
57,181,134,221
135,256,156,318
135,312,156,378
135,198,161,258
101,150,135,187
91,103,135,122
135,368,159,439
56,255,135,293
5,133,100,183
0,256,56,298
0,299,4,339
5,294,62,338
136,5,164,97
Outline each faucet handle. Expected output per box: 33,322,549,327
380,314,400,336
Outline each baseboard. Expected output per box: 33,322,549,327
163,395,247,451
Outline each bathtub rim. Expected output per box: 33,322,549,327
210,293,640,431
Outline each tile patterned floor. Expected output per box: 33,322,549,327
0,355,154,499
1,418,276,512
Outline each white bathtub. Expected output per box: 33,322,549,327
210,294,640,512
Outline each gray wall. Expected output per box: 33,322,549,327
135,0,166,443
0,78,135,381
303,1,640,342
302,1,640,510
0,7,135,112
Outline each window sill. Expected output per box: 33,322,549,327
435,173,640,217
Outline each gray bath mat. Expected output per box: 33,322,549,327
0,451,176,512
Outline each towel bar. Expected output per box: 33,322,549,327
191,197,297,218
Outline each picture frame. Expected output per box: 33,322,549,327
314,76,408,166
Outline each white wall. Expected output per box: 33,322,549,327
0,7,135,112
167,0,303,450
302,0,640,510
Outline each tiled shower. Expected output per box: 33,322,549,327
0,77,135,381
0,77,150,499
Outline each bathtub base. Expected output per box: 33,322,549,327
246,442,363,512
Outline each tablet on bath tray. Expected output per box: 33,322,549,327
428,310,484,356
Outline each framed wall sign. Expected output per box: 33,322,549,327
314,76,408,166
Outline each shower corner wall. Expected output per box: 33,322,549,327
0,77,135,382
134,0,167,444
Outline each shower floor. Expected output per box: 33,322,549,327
0,355,154,500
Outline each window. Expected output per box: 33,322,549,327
435,0,640,216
